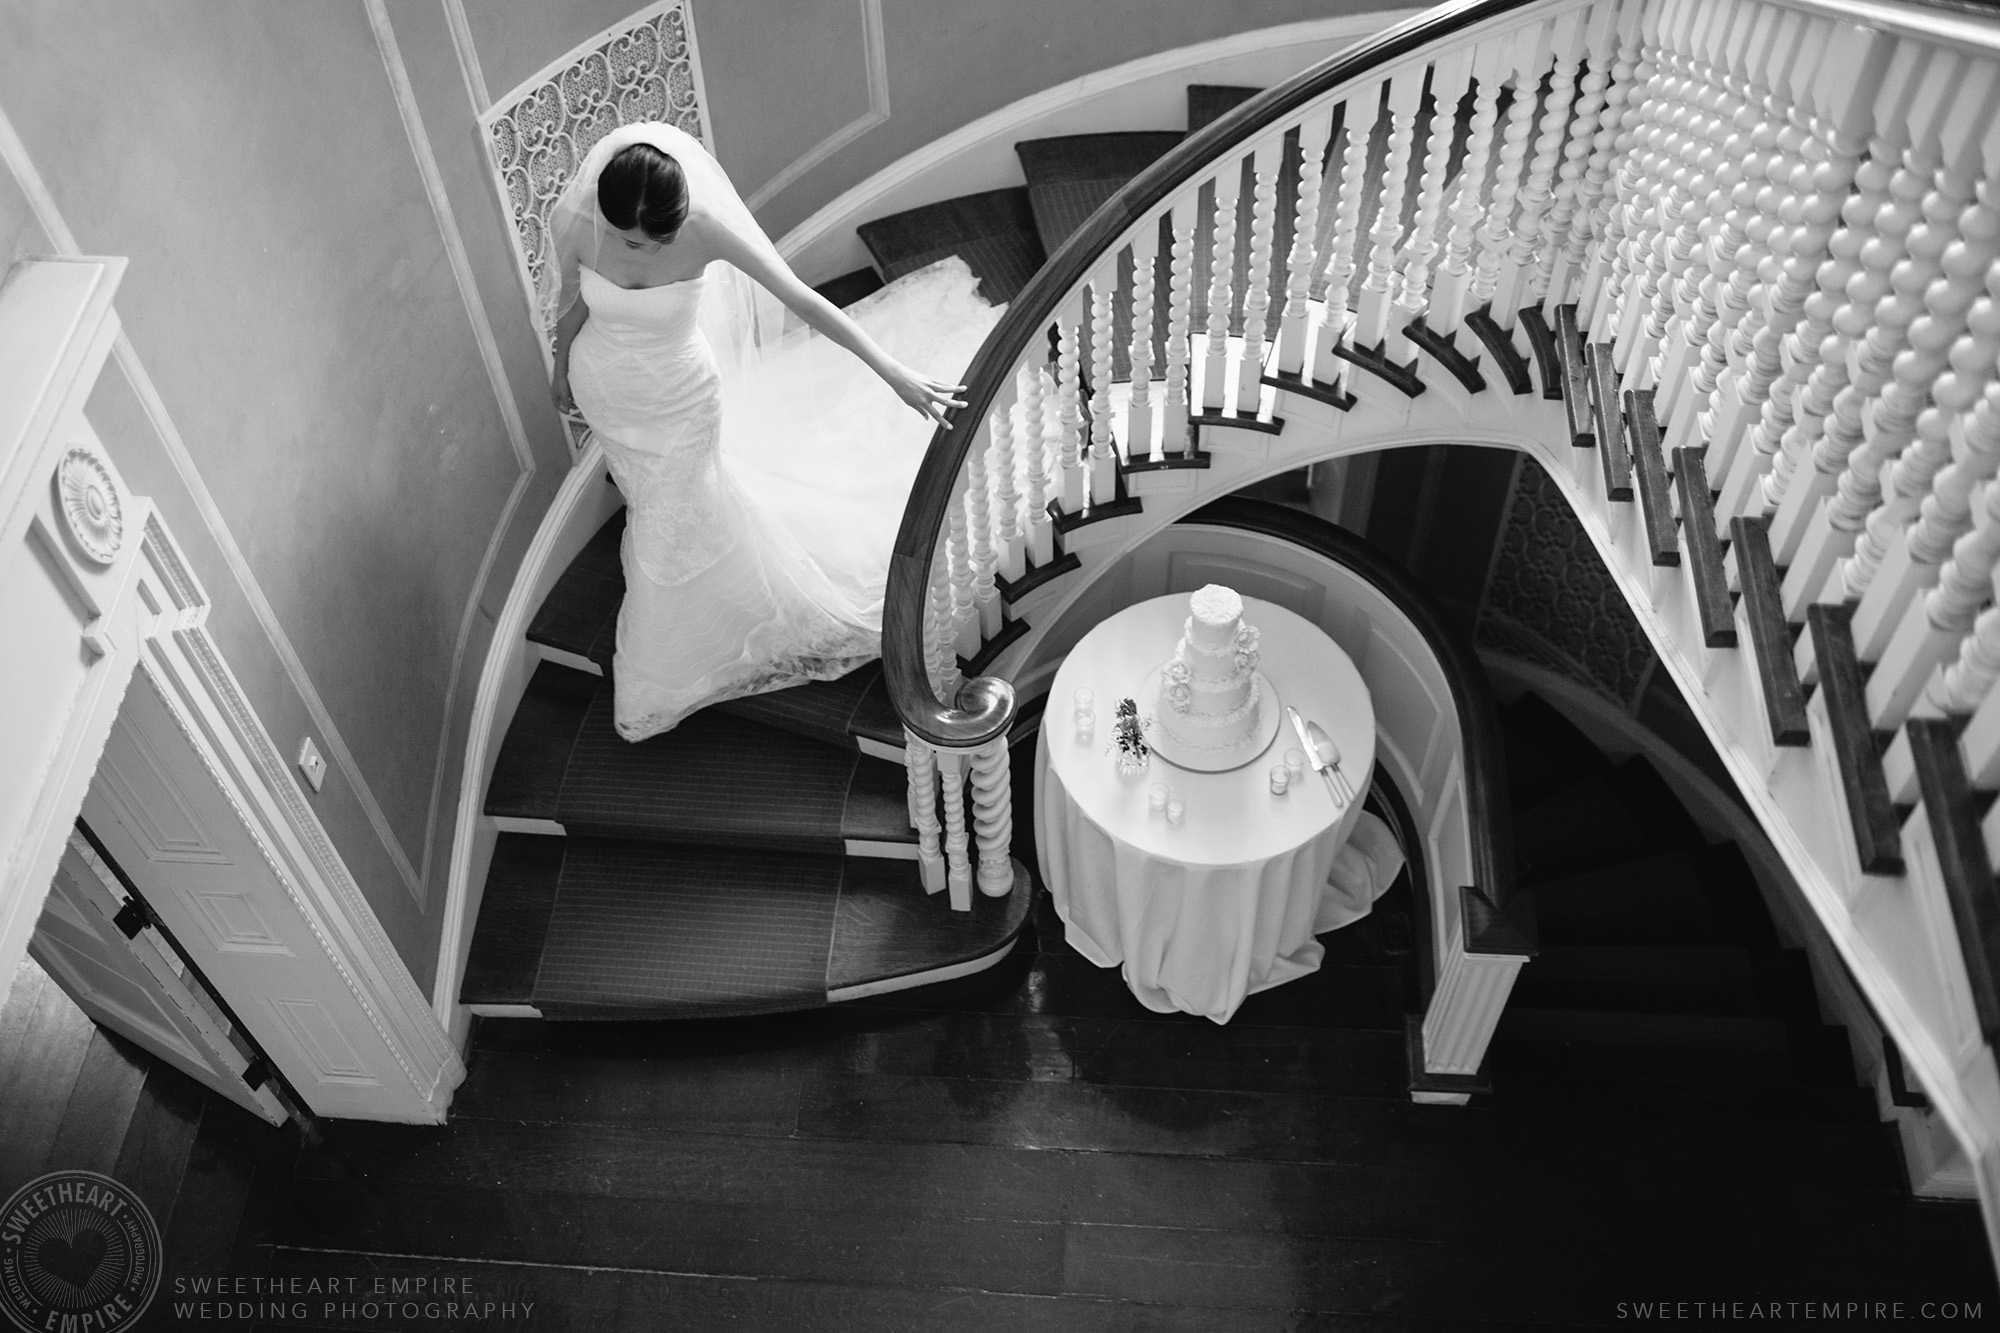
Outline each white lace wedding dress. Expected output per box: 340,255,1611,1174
569,255,1002,741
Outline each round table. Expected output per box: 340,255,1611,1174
1035,594,1394,1024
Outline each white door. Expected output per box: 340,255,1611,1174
31,828,285,1124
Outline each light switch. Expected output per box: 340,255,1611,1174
297,737,327,792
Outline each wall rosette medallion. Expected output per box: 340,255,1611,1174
479,0,710,343
53,444,124,566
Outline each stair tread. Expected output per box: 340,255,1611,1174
1495,1007,1853,1086
487,664,910,850
713,661,903,750
1511,944,1818,1018
463,835,1029,1014
856,188,1047,304
1186,84,1261,132
1015,131,1183,254
1529,849,1723,944
526,512,624,666
812,266,884,309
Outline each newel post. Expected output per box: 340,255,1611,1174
1408,886,1536,1104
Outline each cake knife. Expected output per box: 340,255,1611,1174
1285,706,1343,805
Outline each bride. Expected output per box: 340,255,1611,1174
544,122,1002,741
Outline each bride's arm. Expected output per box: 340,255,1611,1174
548,244,587,414
706,220,967,428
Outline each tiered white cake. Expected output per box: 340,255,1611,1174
1154,584,1263,755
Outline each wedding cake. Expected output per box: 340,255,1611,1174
1154,584,1264,755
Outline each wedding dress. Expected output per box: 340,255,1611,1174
569,248,1000,741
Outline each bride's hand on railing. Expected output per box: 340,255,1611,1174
883,361,967,430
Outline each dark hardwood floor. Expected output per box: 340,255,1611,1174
5,713,1996,1331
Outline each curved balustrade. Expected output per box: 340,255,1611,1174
882,0,2000,1239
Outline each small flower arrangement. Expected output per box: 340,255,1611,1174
1162,660,1192,712
1109,696,1149,775
1233,623,1261,675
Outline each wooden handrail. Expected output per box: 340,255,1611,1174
883,0,1538,748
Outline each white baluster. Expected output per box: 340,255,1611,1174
1756,115,1868,513
1908,279,2000,566
1843,172,1999,601
904,735,945,894
947,489,978,661
1236,136,1283,408
1314,93,1375,385
1434,56,1501,330
1202,159,1243,411
926,547,960,704
990,385,1025,583
1522,16,1583,311
967,738,1014,898
935,746,973,912
1396,49,1472,342
1578,2,1645,330
1278,104,1335,371
1474,31,1545,328
1022,362,1055,567
1593,8,1667,346
1548,0,1622,316
1357,74,1420,351
1495,16,1579,323
1768,145,1897,564
1162,197,1196,455
1928,439,2000,635
1648,50,1739,417
1054,315,1087,513
1129,227,1160,458
1089,272,1116,455
964,434,1000,641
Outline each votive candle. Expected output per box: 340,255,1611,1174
1284,748,1307,783
1147,783,1169,815
1269,765,1290,795
1165,797,1185,827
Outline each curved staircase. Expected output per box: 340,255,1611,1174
462,80,1358,1018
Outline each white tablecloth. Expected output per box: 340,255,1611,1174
1036,595,1400,1023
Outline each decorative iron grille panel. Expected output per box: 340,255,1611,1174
478,0,709,344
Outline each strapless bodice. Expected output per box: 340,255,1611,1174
578,265,707,347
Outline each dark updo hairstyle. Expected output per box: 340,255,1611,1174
597,143,689,243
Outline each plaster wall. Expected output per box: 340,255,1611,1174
0,0,1398,991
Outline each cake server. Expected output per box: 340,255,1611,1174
1307,720,1356,803
1285,706,1343,805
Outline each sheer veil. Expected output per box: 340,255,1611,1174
539,121,823,394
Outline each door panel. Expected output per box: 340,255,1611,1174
31,832,283,1123
80,666,410,1116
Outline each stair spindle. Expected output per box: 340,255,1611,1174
1202,157,1244,411
1277,103,1334,373
1522,16,1585,312
1358,75,1421,354
904,736,946,895
1434,61,1501,330
1312,95,1372,387
990,382,1025,582
1054,313,1087,514
1577,2,1644,329
1089,270,1117,456
968,739,1014,898
1394,51,1469,339
1163,197,1196,456
1236,136,1284,411
1128,227,1160,459
935,746,974,912
1473,39,1538,324
964,435,1001,641
1023,363,1055,567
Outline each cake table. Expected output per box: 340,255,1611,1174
1035,593,1398,1024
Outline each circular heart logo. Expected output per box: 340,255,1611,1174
0,1171,159,1333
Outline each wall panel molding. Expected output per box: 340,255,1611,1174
369,0,540,903
442,0,493,113
476,0,713,350
742,0,890,214
0,97,428,908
